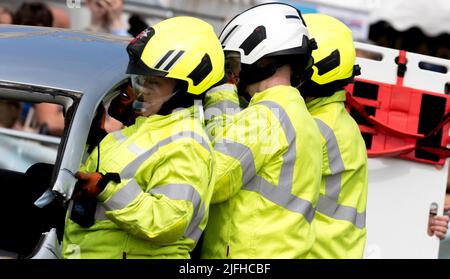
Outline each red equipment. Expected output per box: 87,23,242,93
345,50,450,165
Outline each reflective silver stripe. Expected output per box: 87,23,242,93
215,134,314,222
246,176,315,223
258,101,296,194
213,100,315,222
205,83,236,95
121,131,210,179
214,140,256,186
183,203,205,242
67,200,73,216
150,184,204,242
112,130,126,143
150,184,201,215
128,143,145,156
204,101,241,121
314,118,365,228
325,175,342,200
156,50,184,71
104,179,142,211
94,203,108,220
317,195,366,229
314,118,345,200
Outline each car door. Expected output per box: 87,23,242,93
0,80,79,258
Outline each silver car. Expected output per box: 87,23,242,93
0,24,131,258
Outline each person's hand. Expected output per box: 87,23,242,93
88,0,107,18
428,205,450,240
86,0,109,32
104,0,124,30
87,0,124,32
72,172,104,201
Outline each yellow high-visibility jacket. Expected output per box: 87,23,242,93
62,105,214,259
201,84,322,258
306,90,368,258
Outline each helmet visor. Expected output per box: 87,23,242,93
130,75,177,116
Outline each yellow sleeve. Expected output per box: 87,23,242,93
211,105,276,203
204,84,242,139
99,139,212,244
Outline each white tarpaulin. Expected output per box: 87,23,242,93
285,0,450,36
276,0,450,39
353,42,450,258
369,0,450,36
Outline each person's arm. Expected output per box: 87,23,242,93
210,105,278,203
204,84,266,204
97,138,212,243
204,83,242,139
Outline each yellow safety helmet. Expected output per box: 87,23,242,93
300,13,360,97
126,16,225,95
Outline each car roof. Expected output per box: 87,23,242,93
0,25,130,95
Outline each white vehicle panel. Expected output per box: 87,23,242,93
355,42,450,258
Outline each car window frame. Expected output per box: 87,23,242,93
0,80,81,198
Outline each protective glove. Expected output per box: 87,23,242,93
72,171,121,201
108,84,141,126
72,172,104,201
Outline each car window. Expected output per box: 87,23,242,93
0,82,77,179
0,128,58,172
0,89,76,258
0,100,61,173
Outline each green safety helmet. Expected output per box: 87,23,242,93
300,13,360,97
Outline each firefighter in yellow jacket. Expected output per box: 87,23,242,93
62,17,224,259
201,3,323,258
300,14,369,258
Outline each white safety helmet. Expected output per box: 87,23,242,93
219,2,315,66
219,2,316,91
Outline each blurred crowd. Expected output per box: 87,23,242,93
0,0,145,136
0,1,449,258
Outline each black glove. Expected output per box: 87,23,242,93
72,171,121,201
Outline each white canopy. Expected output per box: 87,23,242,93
285,0,450,36
369,0,450,36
